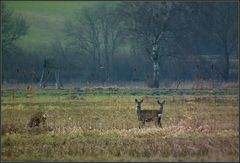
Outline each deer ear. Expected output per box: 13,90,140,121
140,99,143,103
135,99,138,103
157,100,160,104
162,100,166,104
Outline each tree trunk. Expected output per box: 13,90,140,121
223,43,229,82
92,48,97,81
153,61,160,88
103,17,110,83
151,44,159,88
104,32,109,82
96,44,101,81
223,52,229,82
105,55,110,82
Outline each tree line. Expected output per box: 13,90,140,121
2,1,238,87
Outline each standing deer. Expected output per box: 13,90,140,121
135,99,165,128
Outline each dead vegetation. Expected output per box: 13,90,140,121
1,88,239,161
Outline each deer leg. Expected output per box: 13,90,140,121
141,120,145,128
154,118,158,127
139,121,143,129
158,117,162,128
159,121,162,128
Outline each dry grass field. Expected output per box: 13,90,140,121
1,87,239,161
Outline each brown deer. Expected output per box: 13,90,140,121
135,99,165,128
28,111,48,128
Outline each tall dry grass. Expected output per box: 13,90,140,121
1,88,239,161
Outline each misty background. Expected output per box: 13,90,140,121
2,1,239,88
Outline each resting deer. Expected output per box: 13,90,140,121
28,111,48,128
135,99,165,128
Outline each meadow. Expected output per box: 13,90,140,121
1,86,239,161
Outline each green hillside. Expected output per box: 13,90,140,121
5,1,101,50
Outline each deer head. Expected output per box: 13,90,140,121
42,111,49,120
135,99,143,111
157,100,165,113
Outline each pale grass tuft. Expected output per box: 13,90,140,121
46,105,62,110
221,82,239,89
216,129,239,137
48,126,84,136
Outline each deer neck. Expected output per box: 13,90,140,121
136,107,142,121
159,107,163,113
136,107,141,114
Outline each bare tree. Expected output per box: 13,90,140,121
120,2,184,88
2,2,28,54
192,2,238,81
2,2,28,83
65,3,124,82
